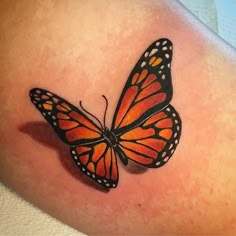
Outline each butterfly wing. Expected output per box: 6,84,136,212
29,88,104,146
112,38,173,133
70,142,118,188
30,88,118,188
111,38,181,167
117,104,181,168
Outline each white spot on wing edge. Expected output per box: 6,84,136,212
149,48,158,56
141,61,146,67
162,152,166,157
155,161,161,166
164,156,169,162
169,144,173,150
162,40,167,45
46,92,53,97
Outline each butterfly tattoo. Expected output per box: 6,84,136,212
29,38,182,189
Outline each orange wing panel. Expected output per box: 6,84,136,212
119,92,166,128
159,129,173,140
76,146,91,154
80,154,89,165
120,147,153,165
137,138,166,152
69,111,100,132
155,118,173,128
57,113,70,119
58,120,79,130
135,82,161,102
115,85,138,128
141,74,157,88
111,148,118,181
120,127,155,140
92,142,107,162
105,148,112,179
87,162,95,173
66,127,101,142
120,141,157,158
96,158,106,176
143,112,167,126
137,69,148,83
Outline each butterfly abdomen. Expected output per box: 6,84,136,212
102,128,129,165
114,145,129,166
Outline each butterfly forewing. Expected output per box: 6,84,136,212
117,105,181,168
30,88,104,145
112,38,173,133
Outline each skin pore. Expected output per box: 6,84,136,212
0,0,236,235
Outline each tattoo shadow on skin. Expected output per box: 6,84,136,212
19,122,148,192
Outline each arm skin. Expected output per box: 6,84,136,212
0,0,236,234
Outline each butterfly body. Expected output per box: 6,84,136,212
103,128,118,147
30,38,182,189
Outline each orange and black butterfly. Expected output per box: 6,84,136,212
30,38,181,188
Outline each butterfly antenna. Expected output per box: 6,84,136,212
102,95,108,128
79,101,103,129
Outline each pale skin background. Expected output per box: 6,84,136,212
0,0,236,235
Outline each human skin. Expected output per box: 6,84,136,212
0,0,236,235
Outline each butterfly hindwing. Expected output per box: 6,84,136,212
112,38,173,132
70,142,118,188
30,88,103,145
117,105,181,168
